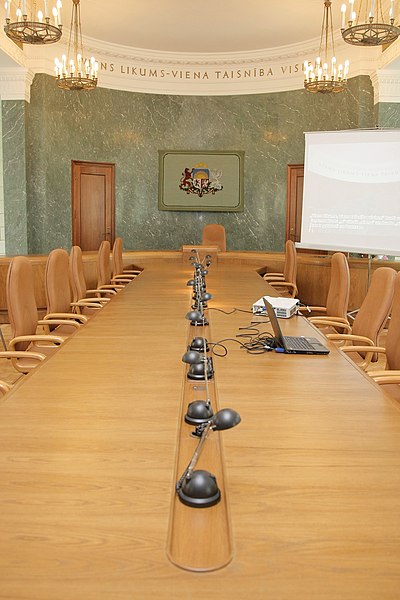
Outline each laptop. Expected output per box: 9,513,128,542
263,298,329,355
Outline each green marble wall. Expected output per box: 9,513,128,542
2,100,29,255
10,74,376,253
375,102,400,127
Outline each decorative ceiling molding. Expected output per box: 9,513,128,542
24,32,377,97
0,68,34,101
370,70,400,103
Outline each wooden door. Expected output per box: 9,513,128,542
72,161,115,250
285,164,304,243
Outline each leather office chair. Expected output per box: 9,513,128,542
201,224,226,252
4,256,66,373
325,266,396,369
97,240,130,292
45,248,88,332
306,253,350,332
69,246,112,314
340,271,400,383
263,239,298,298
112,237,141,280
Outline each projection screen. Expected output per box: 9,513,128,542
298,129,400,255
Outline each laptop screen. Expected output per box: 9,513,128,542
263,298,286,349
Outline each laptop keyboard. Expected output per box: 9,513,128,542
284,336,315,350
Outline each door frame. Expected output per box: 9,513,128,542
71,160,116,249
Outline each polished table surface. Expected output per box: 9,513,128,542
1,259,400,599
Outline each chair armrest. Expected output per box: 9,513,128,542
43,313,88,324
111,276,132,284
341,345,385,370
87,288,117,297
326,333,375,346
9,335,64,348
114,272,138,280
370,371,400,385
309,318,351,333
70,301,105,313
0,350,46,362
263,274,285,282
0,380,11,395
38,319,80,330
82,296,110,304
97,284,124,291
304,306,327,314
267,281,298,298
0,349,47,374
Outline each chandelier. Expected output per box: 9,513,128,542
341,0,400,45
54,0,98,91
4,0,62,44
304,0,350,93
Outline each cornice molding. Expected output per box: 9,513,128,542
371,69,400,103
0,68,34,101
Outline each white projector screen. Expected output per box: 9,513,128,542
298,129,400,255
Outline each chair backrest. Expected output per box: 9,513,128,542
352,267,396,346
45,248,72,314
97,240,112,288
282,240,297,285
384,271,400,370
112,237,124,277
6,256,38,350
69,246,87,302
325,252,350,320
201,224,226,252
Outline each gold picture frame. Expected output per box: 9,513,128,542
158,150,244,212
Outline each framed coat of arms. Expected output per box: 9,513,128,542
158,150,244,212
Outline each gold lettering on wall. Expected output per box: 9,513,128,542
99,63,301,81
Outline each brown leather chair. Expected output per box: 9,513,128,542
4,256,66,373
340,271,400,382
326,266,396,369
112,237,141,280
45,248,88,332
69,246,112,315
306,253,350,331
263,240,297,298
97,240,130,291
201,224,226,252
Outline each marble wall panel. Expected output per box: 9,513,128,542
2,100,28,255
375,102,400,128
25,74,375,254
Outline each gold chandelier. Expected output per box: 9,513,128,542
341,0,400,45
304,0,350,93
4,0,63,44
54,0,98,91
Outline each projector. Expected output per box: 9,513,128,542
253,296,299,318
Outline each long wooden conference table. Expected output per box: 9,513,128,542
0,257,400,599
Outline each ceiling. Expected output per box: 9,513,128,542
79,0,328,54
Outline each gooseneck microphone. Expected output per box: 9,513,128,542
176,408,241,508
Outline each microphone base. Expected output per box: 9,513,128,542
190,317,209,326
187,357,213,380
178,470,221,508
184,400,213,425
